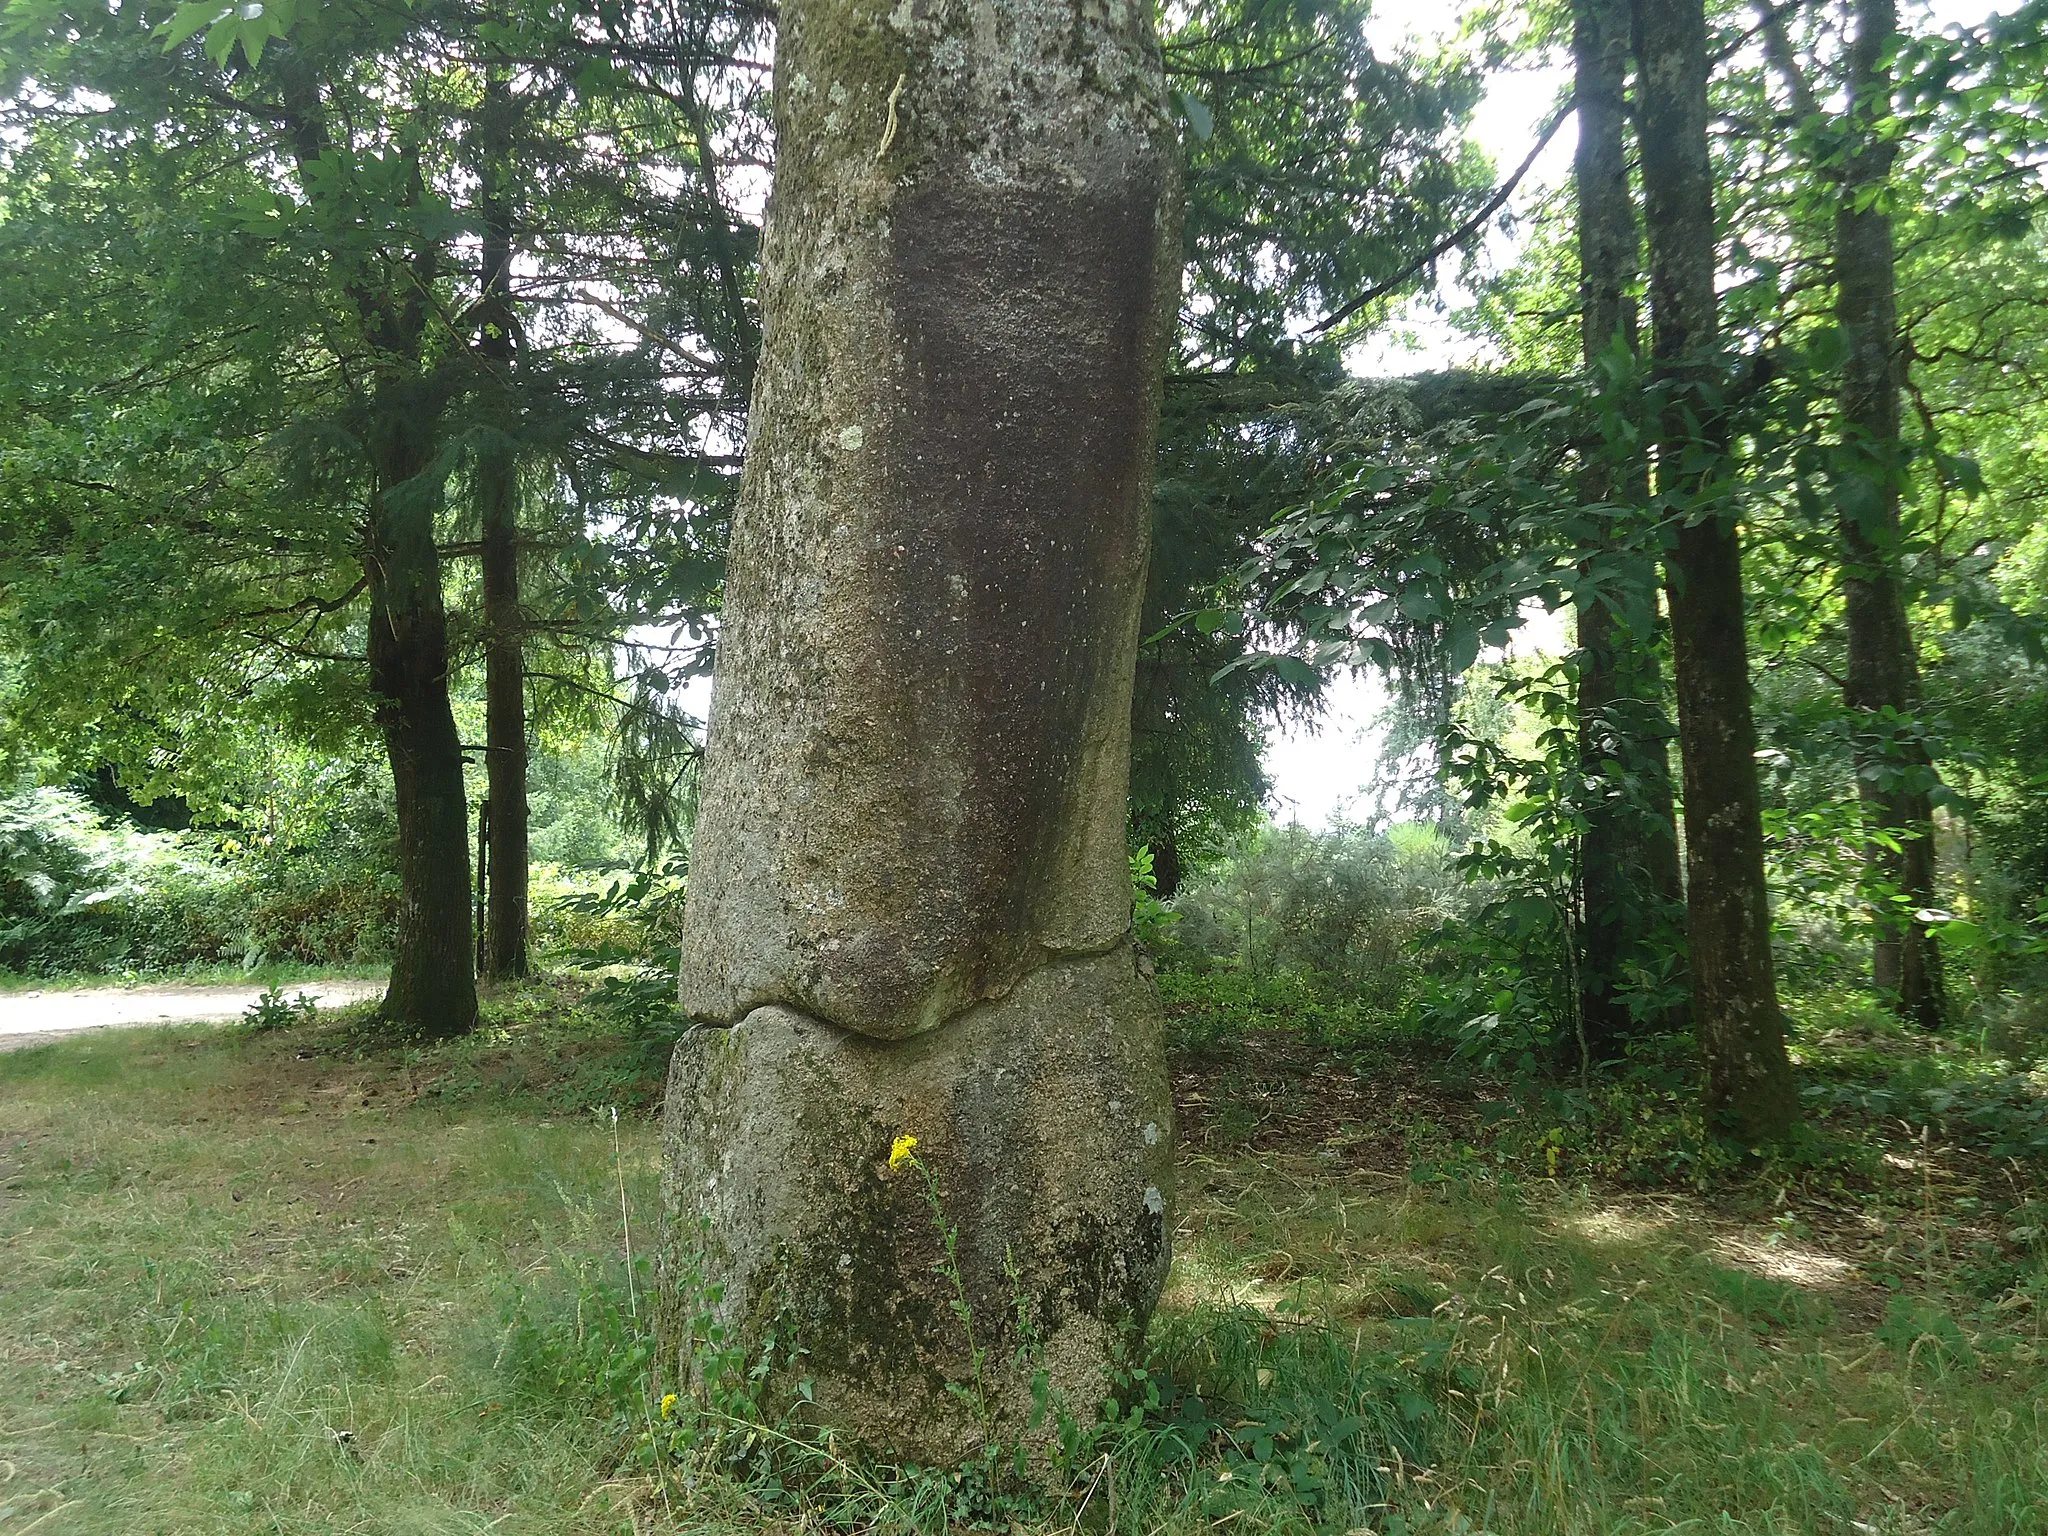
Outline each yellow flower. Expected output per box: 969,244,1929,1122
659,1392,678,1420
888,1134,919,1170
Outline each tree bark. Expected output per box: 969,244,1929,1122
477,70,529,982
1151,824,1185,904
368,391,480,1039
1635,0,1799,1139
1573,0,1688,1058
1835,0,1944,1028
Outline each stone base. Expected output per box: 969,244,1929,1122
657,944,1172,1465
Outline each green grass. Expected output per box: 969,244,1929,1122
0,1023,658,1532
2,975,2044,1534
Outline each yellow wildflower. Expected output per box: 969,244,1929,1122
888,1134,919,1170
660,1392,678,1420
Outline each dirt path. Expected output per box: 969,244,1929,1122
0,978,386,1051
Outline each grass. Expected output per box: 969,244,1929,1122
2,974,2044,1534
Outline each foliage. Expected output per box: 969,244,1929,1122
240,983,319,1032
1131,0,1498,889
1130,845,1182,955
524,735,645,873
0,0,748,907
1158,966,1379,1060
552,856,690,1036
0,785,396,975
1409,655,1689,1070
1167,821,1462,1002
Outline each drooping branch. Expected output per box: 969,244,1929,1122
1309,97,1574,336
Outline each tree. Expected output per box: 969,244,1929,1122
0,0,480,1034
1132,0,1494,887
474,60,529,982
1830,0,1945,1027
1570,0,1686,1055
1635,0,1799,1139
0,0,751,1028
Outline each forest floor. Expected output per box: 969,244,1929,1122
0,973,2043,1535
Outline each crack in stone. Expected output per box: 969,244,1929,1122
683,932,1141,1037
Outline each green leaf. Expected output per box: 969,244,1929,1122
1270,654,1321,688
1175,90,1215,141
159,0,227,50
1445,624,1480,675
203,13,239,65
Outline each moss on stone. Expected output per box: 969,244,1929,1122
661,0,1179,1468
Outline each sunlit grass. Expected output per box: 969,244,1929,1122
2,990,2045,1534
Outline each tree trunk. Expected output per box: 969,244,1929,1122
477,72,529,982
1574,0,1687,1058
478,439,528,981
1836,0,1945,1028
659,0,1181,1464
1635,0,1799,1139
274,67,476,1035
368,395,479,1039
1151,824,1185,904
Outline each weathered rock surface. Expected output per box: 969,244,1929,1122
661,0,1180,1463
660,946,1172,1461
675,0,1182,1041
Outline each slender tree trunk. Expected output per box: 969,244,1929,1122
478,439,528,979
1836,0,1944,1027
1635,0,1799,1139
1151,824,1184,904
1574,0,1687,1058
368,394,480,1038
477,70,529,981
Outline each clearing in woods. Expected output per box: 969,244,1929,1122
0,978,2042,1534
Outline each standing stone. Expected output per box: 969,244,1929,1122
658,0,1181,1466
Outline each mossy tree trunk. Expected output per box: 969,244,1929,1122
366,385,480,1039
1635,0,1799,1140
277,71,478,1040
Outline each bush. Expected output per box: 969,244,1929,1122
530,861,657,962
551,858,688,1034
0,786,396,976
1985,989,2048,1067
1167,822,1462,1004
1158,968,1376,1055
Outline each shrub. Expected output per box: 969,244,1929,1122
1168,822,1462,1004
552,858,688,1034
0,786,396,975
